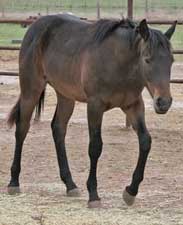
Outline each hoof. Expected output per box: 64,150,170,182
67,188,80,197
88,200,101,208
123,189,135,206
7,186,21,195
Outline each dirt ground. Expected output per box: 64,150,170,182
0,58,183,225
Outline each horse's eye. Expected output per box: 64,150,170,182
145,58,151,64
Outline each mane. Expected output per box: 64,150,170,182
92,18,136,44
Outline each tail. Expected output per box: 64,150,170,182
33,20,50,122
33,22,48,121
7,98,20,128
34,89,46,121
7,89,46,128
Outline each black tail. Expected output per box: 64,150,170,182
7,98,20,128
7,89,46,127
34,89,46,121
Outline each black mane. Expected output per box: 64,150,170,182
92,19,136,43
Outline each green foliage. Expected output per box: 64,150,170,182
0,24,27,46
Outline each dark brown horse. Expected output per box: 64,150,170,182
7,14,176,208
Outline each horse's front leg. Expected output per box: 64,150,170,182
122,96,152,206
87,99,105,208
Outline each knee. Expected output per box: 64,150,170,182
89,135,103,159
51,120,66,139
51,121,58,138
139,132,151,152
51,119,57,132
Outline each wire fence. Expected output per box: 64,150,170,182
0,0,183,20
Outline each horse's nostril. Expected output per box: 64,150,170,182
156,97,164,108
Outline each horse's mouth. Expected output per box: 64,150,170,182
154,108,169,114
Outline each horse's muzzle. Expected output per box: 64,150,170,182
153,97,172,114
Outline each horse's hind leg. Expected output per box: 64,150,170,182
8,86,45,194
51,93,79,197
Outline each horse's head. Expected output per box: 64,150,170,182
137,19,176,114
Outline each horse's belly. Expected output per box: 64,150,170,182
47,75,87,102
58,85,87,102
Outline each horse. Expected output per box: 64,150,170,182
7,14,176,208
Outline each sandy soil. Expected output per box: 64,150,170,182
0,58,183,225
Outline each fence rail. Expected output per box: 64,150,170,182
0,72,18,76
0,18,183,25
0,71,182,84
0,18,37,25
1,46,182,54
0,46,20,50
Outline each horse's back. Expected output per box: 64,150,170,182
20,14,88,59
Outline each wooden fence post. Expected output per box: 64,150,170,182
145,0,148,18
96,0,100,19
0,0,6,17
127,0,133,19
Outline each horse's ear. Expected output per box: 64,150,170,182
164,21,177,40
137,19,149,41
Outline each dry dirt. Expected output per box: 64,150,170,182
0,58,183,225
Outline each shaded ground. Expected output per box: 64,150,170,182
0,60,183,224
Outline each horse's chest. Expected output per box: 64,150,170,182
102,87,143,109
